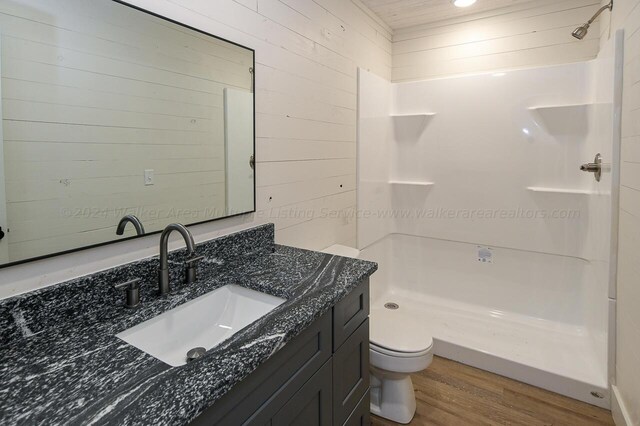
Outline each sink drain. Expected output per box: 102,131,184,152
186,347,206,362
384,302,399,310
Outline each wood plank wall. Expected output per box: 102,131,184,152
0,0,255,261
392,0,602,82
117,0,393,252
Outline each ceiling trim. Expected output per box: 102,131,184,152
352,0,394,35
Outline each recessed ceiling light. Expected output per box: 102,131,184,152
453,0,477,7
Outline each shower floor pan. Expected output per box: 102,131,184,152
371,290,609,408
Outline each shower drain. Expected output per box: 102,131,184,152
384,302,399,310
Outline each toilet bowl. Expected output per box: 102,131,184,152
322,244,434,424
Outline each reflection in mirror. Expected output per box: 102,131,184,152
0,0,255,266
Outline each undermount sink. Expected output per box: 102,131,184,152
116,285,285,366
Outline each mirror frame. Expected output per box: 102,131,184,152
0,0,256,269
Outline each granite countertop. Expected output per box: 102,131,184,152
0,224,377,425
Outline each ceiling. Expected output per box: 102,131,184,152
360,0,539,30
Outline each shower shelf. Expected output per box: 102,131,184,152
526,186,595,195
527,104,591,136
390,114,435,141
390,113,436,118
527,103,591,111
389,181,435,187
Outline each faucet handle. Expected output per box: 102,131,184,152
114,278,141,309
114,278,141,290
185,256,205,284
186,255,205,266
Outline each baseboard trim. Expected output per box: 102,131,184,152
611,385,633,426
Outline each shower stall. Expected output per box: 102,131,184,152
356,31,623,408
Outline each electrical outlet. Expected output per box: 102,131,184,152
144,169,154,186
477,246,493,263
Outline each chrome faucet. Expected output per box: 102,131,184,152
158,223,199,295
116,215,145,236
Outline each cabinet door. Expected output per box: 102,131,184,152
343,390,371,426
272,360,333,426
333,319,370,425
333,279,370,351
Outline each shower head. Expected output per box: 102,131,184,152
572,24,590,40
572,1,613,40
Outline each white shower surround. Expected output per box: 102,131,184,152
357,32,622,409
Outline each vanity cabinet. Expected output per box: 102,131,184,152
191,278,370,426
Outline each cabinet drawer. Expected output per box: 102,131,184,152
343,389,371,426
191,313,332,425
333,278,370,351
333,318,370,425
271,359,333,426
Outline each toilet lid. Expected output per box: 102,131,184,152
370,305,433,354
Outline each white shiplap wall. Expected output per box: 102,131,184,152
0,0,256,262
124,0,392,252
391,0,603,81
603,0,640,424
0,0,391,297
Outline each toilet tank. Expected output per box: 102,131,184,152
322,244,361,258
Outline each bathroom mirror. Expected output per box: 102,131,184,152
0,0,255,267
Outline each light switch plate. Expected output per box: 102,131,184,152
144,169,154,186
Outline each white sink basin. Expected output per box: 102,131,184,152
116,285,285,366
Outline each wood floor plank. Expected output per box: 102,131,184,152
371,356,615,426
503,388,614,426
413,379,546,426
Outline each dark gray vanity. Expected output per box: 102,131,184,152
192,278,371,425
0,225,377,425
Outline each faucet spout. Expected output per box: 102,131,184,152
158,223,196,295
116,215,145,236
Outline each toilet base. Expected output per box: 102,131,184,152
369,369,417,424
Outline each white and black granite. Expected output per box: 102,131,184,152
0,224,377,425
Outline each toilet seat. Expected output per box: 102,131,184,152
370,306,433,354
369,306,434,374
370,342,433,358
370,341,433,374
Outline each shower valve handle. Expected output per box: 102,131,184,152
580,153,602,182
580,163,600,172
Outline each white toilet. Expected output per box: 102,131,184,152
369,305,433,423
322,245,434,424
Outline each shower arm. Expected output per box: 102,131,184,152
585,1,613,27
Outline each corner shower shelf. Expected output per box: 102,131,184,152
528,103,591,111
389,180,435,188
527,104,591,136
390,113,436,118
391,113,435,142
526,186,595,195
